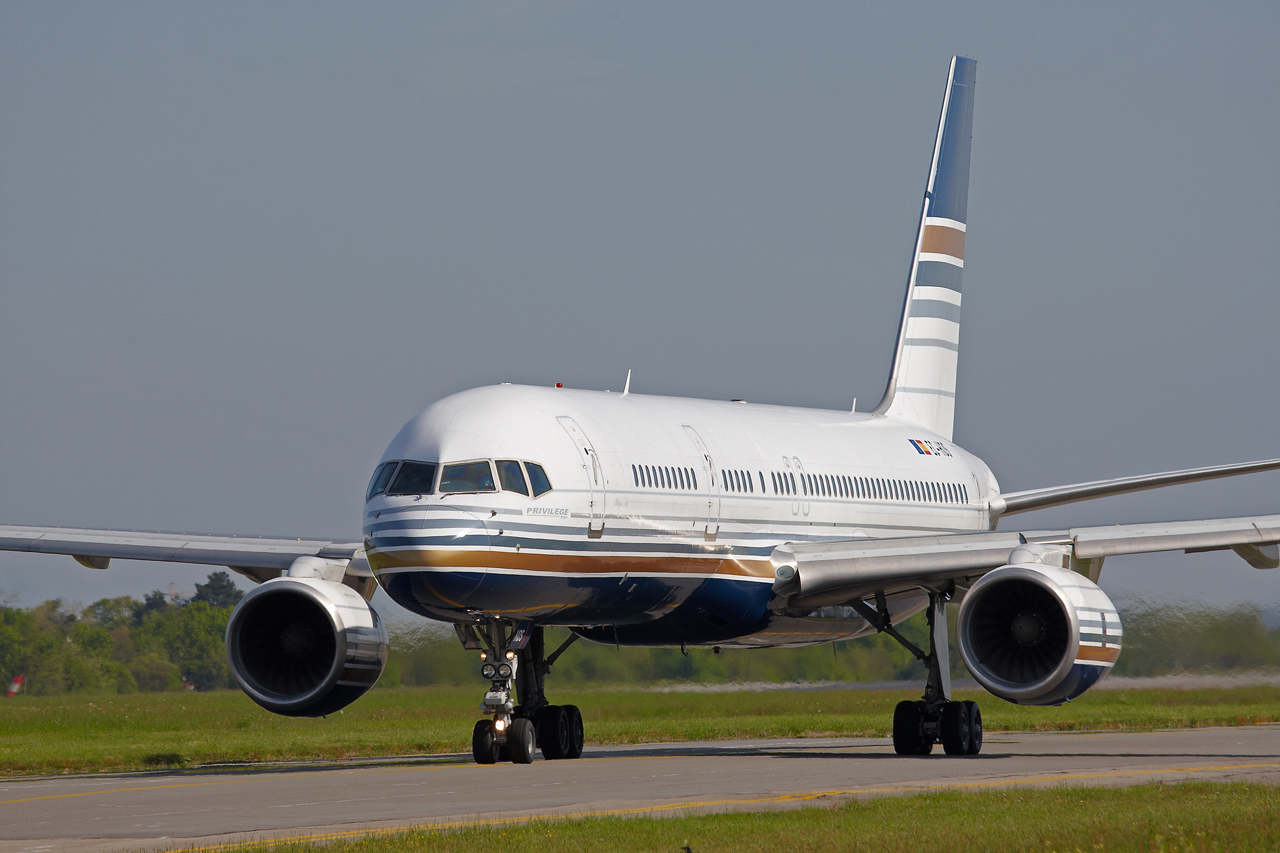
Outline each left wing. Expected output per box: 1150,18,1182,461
771,514,1280,609
0,525,370,591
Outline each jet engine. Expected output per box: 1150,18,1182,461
956,553,1122,706
226,576,388,717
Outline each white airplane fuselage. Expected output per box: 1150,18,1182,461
365,383,998,648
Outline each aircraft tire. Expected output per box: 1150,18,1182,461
471,720,499,765
508,718,536,764
538,705,569,760
892,700,923,755
563,704,585,759
940,701,972,755
964,701,983,755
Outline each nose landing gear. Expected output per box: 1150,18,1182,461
458,621,583,764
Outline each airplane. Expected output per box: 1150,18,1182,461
3,55,1279,763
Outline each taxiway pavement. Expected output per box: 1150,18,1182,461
2,726,1277,853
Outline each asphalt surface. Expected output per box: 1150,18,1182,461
2,726,1278,853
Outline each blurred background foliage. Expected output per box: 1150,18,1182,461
2,572,1278,695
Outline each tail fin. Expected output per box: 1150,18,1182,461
873,56,976,442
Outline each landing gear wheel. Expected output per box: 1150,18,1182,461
471,720,499,765
892,700,932,755
964,701,982,755
940,701,972,755
538,705,570,760
563,704,584,759
508,717,536,764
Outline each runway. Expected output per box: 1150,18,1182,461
2,726,1278,853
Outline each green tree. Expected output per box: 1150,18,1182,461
194,571,244,608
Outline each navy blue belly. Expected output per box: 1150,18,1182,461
377,568,775,643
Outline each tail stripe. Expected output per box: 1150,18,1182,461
872,56,977,442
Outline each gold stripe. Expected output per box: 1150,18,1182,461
1075,645,1121,664
920,224,965,259
369,548,775,580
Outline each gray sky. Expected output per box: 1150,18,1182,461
2,2,1278,616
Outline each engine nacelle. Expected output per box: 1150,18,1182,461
956,560,1122,706
226,576,388,717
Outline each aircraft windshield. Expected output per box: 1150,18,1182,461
366,461,399,500
386,461,437,496
525,462,553,497
440,461,497,493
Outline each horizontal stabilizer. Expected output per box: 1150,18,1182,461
990,457,1280,517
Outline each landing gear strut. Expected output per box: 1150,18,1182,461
852,590,982,756
459,621,584,765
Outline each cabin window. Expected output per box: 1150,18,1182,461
691,470,698,490
496,460,528,496
440,461,496,494
632,465,638,487
678,468,686,489
366,461,399,501
525,462,553,497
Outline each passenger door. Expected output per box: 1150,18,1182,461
557,416,606,538
682,425,720,541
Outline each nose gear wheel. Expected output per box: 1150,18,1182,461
462,621,585,764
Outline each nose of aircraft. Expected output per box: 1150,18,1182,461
369,504,493,614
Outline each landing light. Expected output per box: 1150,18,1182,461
494,718,506,731
496,663,513,679
481,663,497,679
504,650,515,661
479,651,488,662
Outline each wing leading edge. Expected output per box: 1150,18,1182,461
771,513,1280,611
0,525,368,590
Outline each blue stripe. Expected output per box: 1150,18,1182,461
909,299,962,323
929,57,976,225
915,259,963,293
371,534,777,558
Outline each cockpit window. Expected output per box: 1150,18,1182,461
524,462,553,497
496,460,529,495
367,461,399,501
386,461,437,496
440,460,497,493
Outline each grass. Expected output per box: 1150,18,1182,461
196,782,1280,853
1,685,1278,777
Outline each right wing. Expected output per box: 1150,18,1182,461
0,525,368,589
771,514,1280,610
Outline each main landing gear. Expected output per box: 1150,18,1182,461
852,589,983,756
457,621,584,765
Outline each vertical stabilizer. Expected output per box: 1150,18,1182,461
873,56,976,441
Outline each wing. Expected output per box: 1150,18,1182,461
990,457,1280,517
0,525,369,588
771,514,1280,609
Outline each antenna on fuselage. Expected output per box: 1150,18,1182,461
621,369,632,396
